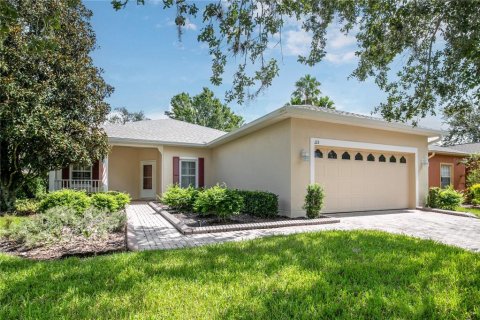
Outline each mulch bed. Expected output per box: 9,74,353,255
0,230,126,260
166,208,308,228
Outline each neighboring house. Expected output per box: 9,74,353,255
427,145,469,190
449,142,480,155
48,105,442,217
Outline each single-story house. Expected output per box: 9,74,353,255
48,105,443,217
427,145,469,190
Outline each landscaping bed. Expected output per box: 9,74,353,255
0,190,130,260
0,228,125,260
162,204,307,227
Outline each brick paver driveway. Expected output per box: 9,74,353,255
127,203,480,252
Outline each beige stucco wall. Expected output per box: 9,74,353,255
161,146,213,192
108,146,162,199
289,118,428,217
211,119,292,215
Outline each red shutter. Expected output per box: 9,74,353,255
173,157,180,185
198,158,205,188
92,160,100,180
62,167,69,180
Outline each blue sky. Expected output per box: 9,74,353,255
85,0,443,129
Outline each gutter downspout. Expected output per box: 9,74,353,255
427,136,442,159
428,152,436,159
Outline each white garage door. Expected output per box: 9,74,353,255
314,148,411,213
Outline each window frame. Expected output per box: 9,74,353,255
440,163,453,188
179,158,198,188
70,164,92,181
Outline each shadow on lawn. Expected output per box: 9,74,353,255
0,231,479,319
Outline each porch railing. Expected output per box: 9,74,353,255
54,180,103,193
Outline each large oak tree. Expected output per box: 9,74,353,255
113,0,480,144
0,0,112,211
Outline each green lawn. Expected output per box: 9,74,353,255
0,231,479,319
456,206,480,218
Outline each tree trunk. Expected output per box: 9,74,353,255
0,184,16,214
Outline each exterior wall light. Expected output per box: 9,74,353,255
300,149,310,161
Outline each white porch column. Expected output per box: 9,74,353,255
102,156,109,192
48,171,55,191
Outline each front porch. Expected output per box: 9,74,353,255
52,179,104,193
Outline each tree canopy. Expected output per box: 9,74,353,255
113,0,480,144
107,107,149,124
166,88,244,132
0,0,112,211
289,75,335,109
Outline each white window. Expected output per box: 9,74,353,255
71,165,92,180
180,159,197,188
440,164,452,188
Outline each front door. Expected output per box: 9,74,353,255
140,160,156,199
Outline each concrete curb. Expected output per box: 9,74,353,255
417,207,478,219
148,202,340,234
126,207,140,250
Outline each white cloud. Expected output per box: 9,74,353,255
325,51,356,64
328,30,356,49
166,18,197,31
284,30,311,56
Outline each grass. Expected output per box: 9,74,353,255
455,206,480,218
0,231,479,319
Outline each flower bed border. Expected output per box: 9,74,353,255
148,202,340,235
417,206,478,219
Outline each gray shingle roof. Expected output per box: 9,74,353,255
104,119,226,145
428,144,470,155
449,143,480,154
291,105,437,131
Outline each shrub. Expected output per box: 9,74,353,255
160,185,199,211
109,191,131,209
3,207,126,248
469,184,480,206
91,193,119,212
303,184,324,219
426,187,441,208
236,190,278,217
437,187,464,210
14,199,40,216
194,185,244,220
38,189,91,215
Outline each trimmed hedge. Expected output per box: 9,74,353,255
426,186,463,210
236,190,278,217
39,190,130,215
39,190,91,215
303,184,325,219
194,185,244,220
160,185,199,211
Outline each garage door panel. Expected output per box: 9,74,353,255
315,147,411,213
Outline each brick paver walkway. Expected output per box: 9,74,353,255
126,203,480,252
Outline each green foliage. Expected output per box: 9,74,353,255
303,184,325,219
166,88,244,132
1,0,112,211
16,176,47,200
3,207,126,248
426,187,441,208
461,154,480,186
113,1,480,144
428,187,464,211
91,193,119,212
14,199,40,216
107,107,149,124
288,75,335,109
38,190,91,215
194,185,244,220
108,191,131,210
236,190,278,217
467,169,480,187
160,185,199,212
2,230,480,318
469,184,480,206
